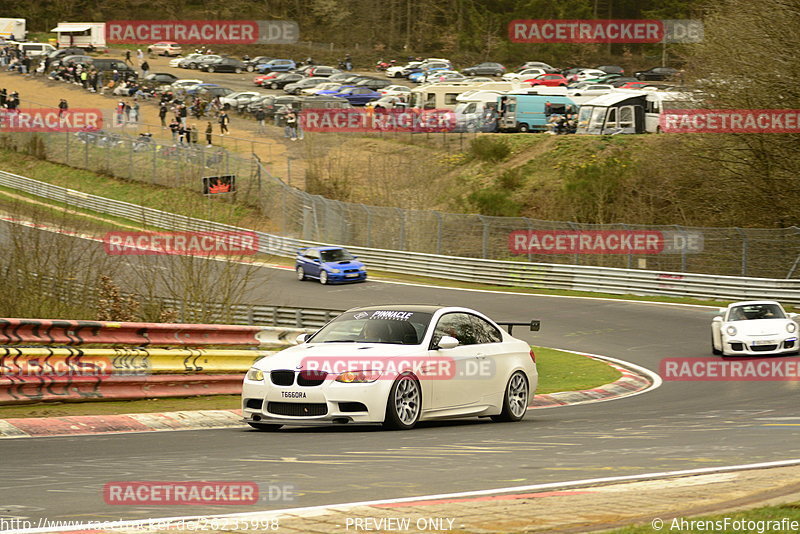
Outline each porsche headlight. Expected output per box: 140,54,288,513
246,368,264,381
726,325,737,336
336,370,381,383
787,322,797,333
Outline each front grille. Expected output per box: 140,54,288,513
751,344,778,352
244,398,263,410
297,370,327,386
339,402,368,412
271,370,295,386
343,269,360,273
267,402,328,417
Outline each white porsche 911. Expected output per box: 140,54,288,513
711,300,798,356
242,305,539,430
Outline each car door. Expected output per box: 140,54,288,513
428,312,486,410
300,249,321,277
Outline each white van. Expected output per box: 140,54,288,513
18,42,56,57
454,90,506,132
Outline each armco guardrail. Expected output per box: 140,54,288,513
0,347,273,376
1,170,799,303
0,318,308,347
0,374,243,405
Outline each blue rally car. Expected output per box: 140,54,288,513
295,246,367,284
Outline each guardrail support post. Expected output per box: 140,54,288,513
436,212,443,255
735,227,748,276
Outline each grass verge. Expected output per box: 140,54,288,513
0,348,621,419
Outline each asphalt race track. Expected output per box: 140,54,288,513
2,249,800,526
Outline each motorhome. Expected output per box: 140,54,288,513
497,93,578,132
410,81,519,110
453,90,506,132
641,89,698,133
575,92,647,134
51,22,106,50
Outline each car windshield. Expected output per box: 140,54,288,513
310,310,434,344
320,249,354,262
729,304,786,321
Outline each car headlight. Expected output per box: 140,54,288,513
726,325,737,336
336,370,381,383
329,268,341,273
246,368,264,381
359,266,367,271
788,322,797,333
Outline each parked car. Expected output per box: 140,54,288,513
402,60,451,78
186,83,233,97
220,91,264,110
596,65,625,75
194,55,223,70
303,82,343,96
178,54,208,69
354,77,392,90
307,65,341,77
609,77,644,88
379,85,412,98
422,71,465,84
566,83,614,96
711,301,798,356
201,57,245,73
295,246,367,285
257,59,297,73
46,47,84,60
50,54,93,68
171,79,204,92
332,86,382,106
315,84,353,96
266,72,305,90
148,42,182,56
241,304,539,430
388,61,421,78
573,69,607,82
519,61,555,71
172,53,201,68
365,96,409,110
524,73,569,86
253,72,282,86
284,77,328,95
635,67,679,81
503,68,546,81
615,81,656,89
242,56,273,72
462,62,506,76
144,72,179,84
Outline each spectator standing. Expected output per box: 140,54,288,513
255,108,266,133
169,117,180,142
58,99,69,125
124,50,132,66
218,110,229,135
178,103,188,126
136,49,143,65
205,122,213,145
190,124,199,144
130,100,140,124
141,60,150,78
344,54,352,71
159,103,168,127
285,109,298,140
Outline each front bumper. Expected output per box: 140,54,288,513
723,336,798,356
242,376,390,425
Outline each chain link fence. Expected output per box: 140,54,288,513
2,129,799,279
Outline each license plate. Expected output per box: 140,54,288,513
752,340,776,346
345,273,359,278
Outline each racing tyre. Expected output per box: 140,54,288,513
247,422,283,431
208,66,215,73
296,266,306,281
383,374,421,430
491,371,528,422
319,270,329,285
712,333,722,355
246,65,254,72
518,123,530,133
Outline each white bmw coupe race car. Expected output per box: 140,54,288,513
711,300,799,356
243,305,539,430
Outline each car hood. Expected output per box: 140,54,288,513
727,319,794,336
321,259,363,269
253,343,426,371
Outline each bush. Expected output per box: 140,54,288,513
469,136,511,163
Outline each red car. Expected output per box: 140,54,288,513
523,73,569,86
253,73,280,86
616,81,652,89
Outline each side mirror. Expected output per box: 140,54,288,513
437,336,459,350
718,307,727,314
313,258,320,263
296,333,309,344
789,313,798,320
712,316,723,323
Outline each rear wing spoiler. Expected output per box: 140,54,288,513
496,320,541,335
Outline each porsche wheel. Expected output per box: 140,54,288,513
248,422,283,431
383,374,421,430
319,270,329,285
296,266,306,281
492,371,528,422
